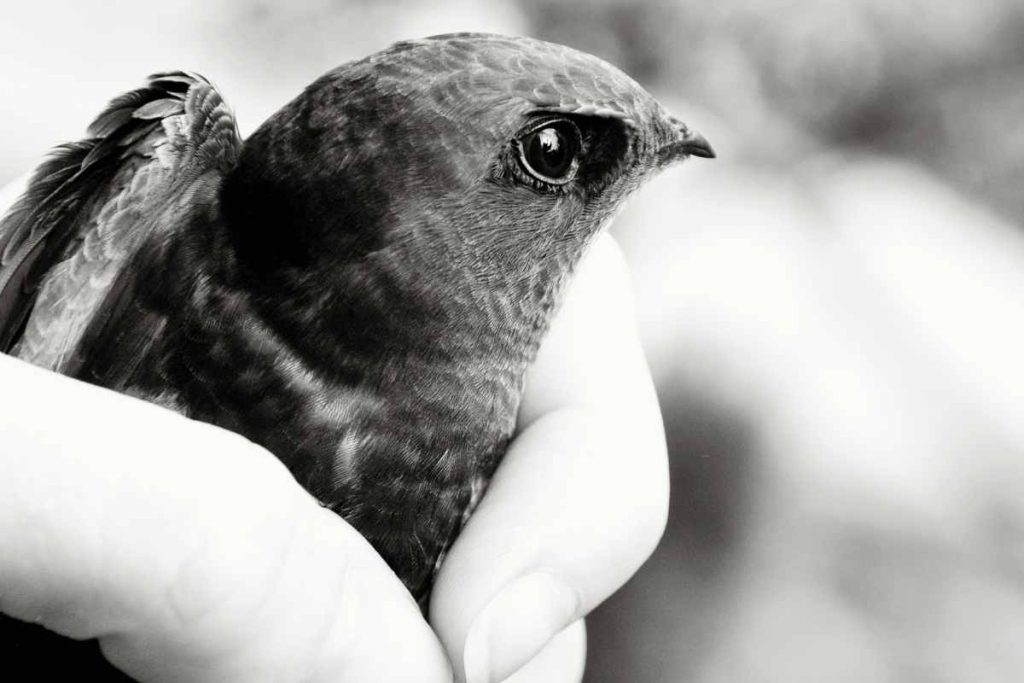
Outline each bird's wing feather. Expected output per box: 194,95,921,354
0,72,240,374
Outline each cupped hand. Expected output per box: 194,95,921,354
431,233,669,682
0,180,667,683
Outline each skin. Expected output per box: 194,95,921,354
0,169,668,682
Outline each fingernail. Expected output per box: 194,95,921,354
462,572,580,683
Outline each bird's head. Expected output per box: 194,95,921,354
222,33,712,361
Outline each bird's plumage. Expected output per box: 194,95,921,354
0,72,240,375
0,33,711,678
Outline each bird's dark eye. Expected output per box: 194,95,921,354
516,119,582,186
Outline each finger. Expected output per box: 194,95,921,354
102,505,453,682
505,620,586,683
0,354,451,682
429,234,669,682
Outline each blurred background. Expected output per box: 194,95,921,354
4,1,1024,680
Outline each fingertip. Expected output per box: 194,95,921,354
461,572,580,683
504,620,586,683
431,411,666,683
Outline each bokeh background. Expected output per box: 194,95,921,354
4,1,1024,680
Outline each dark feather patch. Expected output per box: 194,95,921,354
147,71,201,92
86,88,159,136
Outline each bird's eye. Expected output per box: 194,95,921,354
516,119,582,186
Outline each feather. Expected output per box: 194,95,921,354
132,97,186,120
147,72,201,91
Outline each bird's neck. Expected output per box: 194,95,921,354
233,239,569,392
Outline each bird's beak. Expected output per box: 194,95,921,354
656,117,716,165
677,128,716,159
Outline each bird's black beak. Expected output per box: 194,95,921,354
657,117,716,165
677,129,716,159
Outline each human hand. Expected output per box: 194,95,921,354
433,233,669,682
0,166,667,683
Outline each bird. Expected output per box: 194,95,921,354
0,32,713,677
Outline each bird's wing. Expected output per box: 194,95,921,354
0,72,240,374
